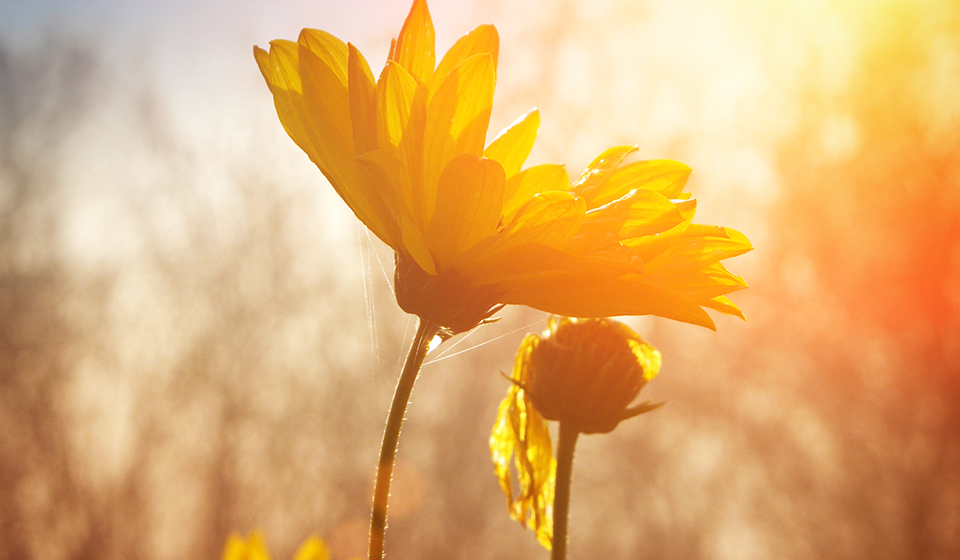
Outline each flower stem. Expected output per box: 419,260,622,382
369,319,439,560
551,421,580,560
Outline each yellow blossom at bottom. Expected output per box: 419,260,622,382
220,532,335,560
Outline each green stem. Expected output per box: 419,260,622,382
369,319,439,560
551,421,580,560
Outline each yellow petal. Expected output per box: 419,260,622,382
501,163,570,224
499,191,585,250
348,43,378,155
573,189,685,255
660,261,749,300
508,275,717,329
626,336,662,382
431,23,499,98
427,154,505,267
376,60,427,226
423,53,496,219
256,42,400,251
645,225,754,276
220,532,271,560
291,537,330,560
356,149,435,274
570,145,638,209
625,198,697,262
392,0,436,84
484,108,540,181
602,159,693,204
298,28,349,87
702,295,746,320
490,334,555,550
297,37,353,165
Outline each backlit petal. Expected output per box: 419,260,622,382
490,334,555,550
298,28,349,87
484,108,540,180
423,53,496,219
431,24,499,98
502,163,569,224
392,0,436,84
427,154,505,268
348,43,378,155
601,159,693,204
570,145,637,209
377,61,427,226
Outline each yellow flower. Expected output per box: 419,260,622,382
220,532,331,560
490,316,663,548
255,0,751,333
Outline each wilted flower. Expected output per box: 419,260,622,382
220,532,332,560
254,0,752,334
490,316,663,549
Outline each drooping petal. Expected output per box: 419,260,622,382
490,334,555,550
423,53,496,219
392,0,436,85
501,163,569,224
484,108,540,180
570,145,637,209
426,154,505,268
348,43,378,155
431,23,499,98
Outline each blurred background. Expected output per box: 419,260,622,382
2,0,959,558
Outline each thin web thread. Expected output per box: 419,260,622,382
359,224,381,379
424,318,545,366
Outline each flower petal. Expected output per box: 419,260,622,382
392,0,436,84
431,23,499,98
423,53,496,219
490,334,555,550
570,145,637,209
502,163,570,224
356,149,435,274
601,159,693,204
377,60,427,226
427,153,505,268
509,275,717,329
702,295,746,320
571,188,686,255
500,191,585,250
291,537,331,560
484,108,540,180
645,225,754,276
348,43,378,155
298,28,349,87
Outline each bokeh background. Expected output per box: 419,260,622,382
2,0,959,559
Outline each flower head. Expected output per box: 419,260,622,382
490,316,663,548
255,0,751,333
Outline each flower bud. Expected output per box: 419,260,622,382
519,316,661,434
